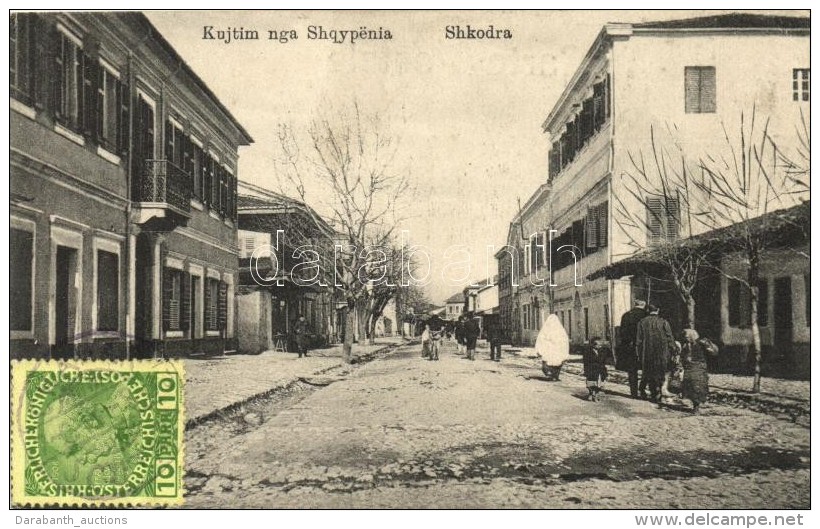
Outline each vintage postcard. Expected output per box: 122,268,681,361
10,360,184,507
8,9,810,511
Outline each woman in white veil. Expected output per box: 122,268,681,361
535,314,570,381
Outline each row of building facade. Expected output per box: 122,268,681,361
10,12,395,360
494,14,810,375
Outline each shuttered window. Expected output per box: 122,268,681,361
163,268,183,332
205,278,220,331
97,250,119,332
95,64,128,154
54,29,85,131
685,66,716,114
10,13,36,105
646,197,680,245
135,95,155,167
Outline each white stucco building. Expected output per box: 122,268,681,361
539,13,809,354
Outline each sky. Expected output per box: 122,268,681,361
146,9,792,304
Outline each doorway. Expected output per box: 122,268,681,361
54,246,78,359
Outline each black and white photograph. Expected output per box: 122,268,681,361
7,8,812,513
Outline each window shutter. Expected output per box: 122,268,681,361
136,97,155,165
597,201,609,248
585,206,598,250
117,79,130,154
572,219,585,253
202,149,208,202
593,81,604,130
81,48,97,139
204,278,213,330
604,73,611,119
549,142,561,179
646,198,663,245
564,121,575,163
582,99,594,145
532,234,539,270
700,66,716,113
96,62,104,143
665,197,680,241
218,281,228,331
52,31,65,122
218,166,226,215
684,67,700,113
573,114,583,154
162,268,172,331
181,272,191,331
182,134,193,177
32,15,50,111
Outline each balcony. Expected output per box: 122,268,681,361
131,159,192,230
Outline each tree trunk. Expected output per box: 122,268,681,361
356,300,367,342
343,304,355,363
749,246,762,393
685,294,696,330
368,316,377,345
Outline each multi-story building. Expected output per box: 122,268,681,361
499,184,552,346
236,181,338,354
444,292,465,321
538,13,809,350
10,12,253,359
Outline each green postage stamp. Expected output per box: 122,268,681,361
11,360,185,506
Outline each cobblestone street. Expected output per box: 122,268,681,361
184,340,809,509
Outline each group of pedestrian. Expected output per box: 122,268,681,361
452,314,480,360
617,299,718,412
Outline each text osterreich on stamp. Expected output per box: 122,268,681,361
11,360,185,507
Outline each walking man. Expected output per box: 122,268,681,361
486,319,504,361
454,317,466,355
635,304,676,403
618,299,647,398
464,314,480,360
294,315,309,358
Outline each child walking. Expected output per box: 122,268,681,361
584,337,612,402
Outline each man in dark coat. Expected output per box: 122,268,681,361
463,315,480,360
618,299,647,398
635,304,676,403
294,315,308,358
486,319,504,362
454,317,466,354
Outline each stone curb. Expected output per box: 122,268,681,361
185,341,406,429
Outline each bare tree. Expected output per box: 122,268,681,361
613,125,717,329
695,108,809,392
274,102,411,362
